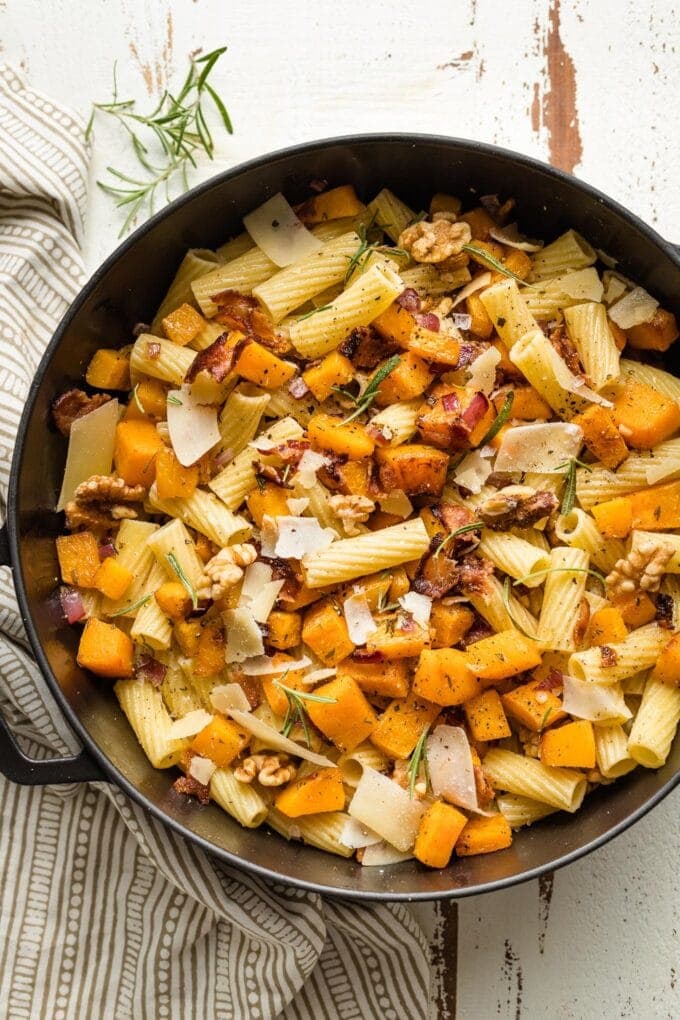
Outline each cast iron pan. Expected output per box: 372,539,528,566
1,135,679,900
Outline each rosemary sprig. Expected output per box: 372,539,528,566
556,458,592,516
476,391,514,448
406,724,431,799
514,566,606,588
109,593,152,617
501,577,536,640
344,222,408,285
434,521,483,558
338,354,401,425
86,47,233,236
274,680,337,748
167,394,183,406
462,243,539,290
166,552,199,609
132,383,145,414
297,303,333,321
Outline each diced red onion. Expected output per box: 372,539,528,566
98,539,116,561
396,288,421,312
461,391,490,428
214,447,234,468
351,648,384,663
366,424,389,445
288,376,310,399
59,587,85,624
415,312,440,332
135,654,168,687
146,341,161,360
441,391,461,414
451,313,472,330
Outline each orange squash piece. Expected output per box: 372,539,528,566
455,814,512,856
430,603,475,649
649,633,680,687
415,801,468,868
77,618,134,678
625,308,679,352
466,630,542,683
464,689,512,741
501,678,566,732
162,303,205,346
113,420,164,487
191,714,249,767
173,618,202,657
260,654,307,716
373,302,416,347
376,443,449,495
374,351,433,406
265,610,302,651
154,582,192,621
365,616,428,660
370,693,440,759
319,457,372,497
307,413,375,460
56,531,100,587
125,378,169,421
570,405,629,469
275,767,345,817
628,480,680,531
540,719,596,769
466,293,494,339
93,557,133,600
336,657,410,699
302,351,355,401
193,620,225,677
494,385,551,422
235,341,296,390
587,606,628,646
302,597,355,666
610,380,680,449
85,348,131,390
414,649,480,706
305,675,377,752
155,446,199,499
611,591,657,628
591,496,633,538
296,185,364,225
246,481,291,527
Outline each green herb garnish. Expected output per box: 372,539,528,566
338,354,401,425
462,243,538,289
434,520,483,558
556,458,592,516
109,594,152,617
85,47,233,236
406,724,431,799
167,394,183,407
501,577,536,640
476,391,514,448
274,680,337,749
166,552,198,609
297,303,333,321
344,221,408,285
514,566,606,588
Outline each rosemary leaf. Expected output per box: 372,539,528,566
462,243,539,289
501,577,536,640
407,724,431,799
297,303,333,321
514,566,606,588
167,394,183,406
109,594,152,617
434,521,483,558
166,552,199,609
476,391,514,448
339,354,401,425
132,383,145,414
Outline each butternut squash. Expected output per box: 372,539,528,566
296,185,364,225
540,719,596,769
275,767,345,817
246,481,291,527
466,293,494,339
591,496,633,538
191,714,249,767
494,385,551,422
457,207,496,241
430,602,475,649
113,420,164,487
307,412,375,460
501,678,566,731
193,620,225,677
85,347,131,390
455,814,513,856
374,352,433,406
413,648,480,706
611,591,657,628
625,308,679,352
336,657,410,699
463,689,512,741
305,675,377,752
587,606,628,646
155,582,192,621
265,610,302,651
370,692,440,759
466,630,542,682
155,446,199,499
376,443,449,495
365,616,428,659
93,557,133,600
628,480,680,531
405,326,461,366
302,351,355,401
302,597,355,666
319,457,372,497
77,618,134,678
162,303,206,346
610,380,680,449
649,633,680,687
260,655,307,716
571,405,629,470
125,378,169,421
56,531,100,587
235,341,296,390
173,618,203,657
414,801,468,868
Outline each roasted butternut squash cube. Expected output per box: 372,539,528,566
86,347,131,390
455,814,512,856
374,352,433,406
308,412,375,460
77,618,134,678
193,620,225,677
125,378,169,421
260,655,307,716
494,385,551,422
540,719,596,769
191,714,249,767
296,184,364,225
56,531,100,587
266,610,302,651
413,648,480,705
162,303,205,346
417,385,495,450
373,302,416,347
628,480,680,531
502,249,533,280
114,420,164,487
305,675,376,752
466,293,494,339
246,481,291,527
376,444,449,496
415,801,468,869
370,692,440,759
649,633,680,687
93,557,133,600
173,618,203,657
406,327,460,366
501,678,566,732
466,630,542,682
430,602,475,649
612,591,657,628
587,606,628,646
625,308,679,352
591,496,633,538
336,656,410,699
275,767,345,817
365,616,428,659
610,380,680,449
319,457,372,497
303,351,355,401
571,405,629,470
302,597,355,666
341,571,392,612
235,341,296,390
155,446,199,499
458,207,496,241
155,581,192,621
464,689,512,741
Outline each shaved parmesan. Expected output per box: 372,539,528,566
241,654,312,676
342,594,377,645
427,725,479,813
210,683,252,713
453,447,494,494
548,267,604,304
377,490,413,519
609,286,659,329
259,515,278,557
494,422,583,474
360,842,413,867
302,667,337,685
243,193,322,267
239,561,284,622
56,398,120,511
466,346,501,395
224,607,264,662
562,676,632,723
489,223,544,252
167,385,221,466
294,449,330,489
340,817,383,850
452,272,493,308
189,755,217,786
602,272,629,306
348,767,426,852
248,435,278,452
274,516,336,558
398,591,432,627
168,709,213,739
546,342,613,407
646,458,679,485
225,708,335,767
286,497,309,515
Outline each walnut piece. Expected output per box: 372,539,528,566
233,753,297,787
196,543,257,600
64,501,119,531
328,494,375,536
74,475,147,505
605,538,674,598
478,485,558,530
398,218,472,264
52,389,112,436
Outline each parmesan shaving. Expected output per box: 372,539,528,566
609,286,659,329
259,515,278,558
342,594,378,645
248,436,278,452
286,497,309,514
377,490,413,519
348,767,426,852
302,667,337,685
453,447,494,494
451,272,493,308
240,655,312,676
489,223,544,252
210,683,252,713
167,385,221,466
340,818,383,850
238,561,284,622
427,725,479,813
274,516,336,558
562,676,632,724
360,842,413,867
168,709,213,739
398,591,432,627
243,193,322,267
225,708,335,766
494,422,583,474
223,607,264,662
56,398,120,511
466,346,501,396
188,755,217,786
547,347,613,407
293,449,331,489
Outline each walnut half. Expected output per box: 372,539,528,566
398,218,472,264
234,754,297,787
196,543,257,601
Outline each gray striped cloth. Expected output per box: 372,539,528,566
0,66,431,1020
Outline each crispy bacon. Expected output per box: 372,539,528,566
656,592,674,629
458,555,494,595
414,554,460,599
433,503,481,556
600,645,618,668
572,597,590,647
213,289,291,355
478,489,558,530
549,322,584,377
535,668,563,693
135,654,167,687
396,288,421,312
229,668,261,709
459,616,494,647
274,439,311,465
173,761,211,805
351,648,385,663
51,389,112,436
455,341,490,368
339,325,397,369
185,333,247,383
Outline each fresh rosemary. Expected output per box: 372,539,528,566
514,566,606,588
109,593,152,617
132,383,145,414
86,47,233,236
344,221,408,285
433,520,483,558
166,552,199,609
462,243,538,290
337,354,401,425
501,576,536,640
556,458,592,516
274,680,337,748
167,394,183,406
296,303,334,321
476,390,514,448
406,724,431,799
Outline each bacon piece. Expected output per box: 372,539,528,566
459,616,494,648
600,645,618,668
274,439,311,465
535,668,563,693
214,289,291,355
351,648,385,664
173,774,210,805
135,654,167,687
478,489,558,530
549,321,584,377
413,554,460,599
433,503,481,556
656,593,674,629
339,325,398,369
457,555,494,595
185,333,248,383
51,389,112,436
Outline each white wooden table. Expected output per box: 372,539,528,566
2,1,679,1016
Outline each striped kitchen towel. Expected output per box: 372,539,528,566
0,66,430,1020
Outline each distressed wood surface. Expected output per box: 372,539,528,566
2,1,679,1017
